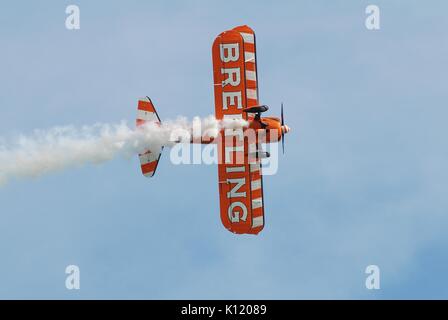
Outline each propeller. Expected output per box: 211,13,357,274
281,102,285,154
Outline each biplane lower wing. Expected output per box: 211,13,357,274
212,26,265,235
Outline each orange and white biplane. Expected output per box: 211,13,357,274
135,26,290,235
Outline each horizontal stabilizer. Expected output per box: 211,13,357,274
136,97,162,178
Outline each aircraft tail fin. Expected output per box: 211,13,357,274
136,97,163,178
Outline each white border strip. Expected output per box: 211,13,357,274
240,32,255,44
251,179,261,190
252,216,264,228
246,89,257,100
252,197,263,209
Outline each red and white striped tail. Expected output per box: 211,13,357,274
136,97,163,178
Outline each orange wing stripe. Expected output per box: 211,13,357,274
141,161,157,174
138,100,155,112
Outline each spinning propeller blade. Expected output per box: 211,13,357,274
281,102,285,154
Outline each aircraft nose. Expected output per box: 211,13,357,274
281,125,291,134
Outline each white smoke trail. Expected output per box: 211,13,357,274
0,115,247,186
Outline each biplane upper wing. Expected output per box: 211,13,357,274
136,97,163,178
212,25,265,235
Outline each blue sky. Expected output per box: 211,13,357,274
0,0,448,299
